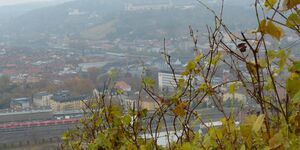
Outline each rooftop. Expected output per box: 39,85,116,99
33,91,52,98
51,91,87,103
11,98,31,102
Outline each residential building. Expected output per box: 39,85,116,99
118,94,159,112
10,98,31,110
49,91,87,112
158,72,182,92
33,92,53,108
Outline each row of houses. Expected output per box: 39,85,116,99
9,80,158,113
10,90,87,112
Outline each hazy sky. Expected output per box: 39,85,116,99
0,0,52,6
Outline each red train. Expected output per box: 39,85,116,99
0,118,80,129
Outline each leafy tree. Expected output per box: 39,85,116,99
63,76,95,96
62,0,300,149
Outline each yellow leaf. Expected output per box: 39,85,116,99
186,60,196,72
259,19,268,33
178,78,186,88
258,19,284,40
283,0,300,10
195,54,204,63
181,70,190,76
267,21,284,40
269,132,283,149
173,102,188,117
252,114,265,133
265,0,277,9
209,128,223,140
140,145,147,150
240,125,253,140
259,58,268,68
240,144,246,150
286,13,300,29
245,115,259,124
264,146,271,150
198,83,208,93
181,143,192,150
246,62,257,78
211,53,223,65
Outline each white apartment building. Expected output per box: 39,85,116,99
158,72,183,92
33,92,53,107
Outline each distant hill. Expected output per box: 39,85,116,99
1,0,123,36
0,0,72,22
0,0,255,43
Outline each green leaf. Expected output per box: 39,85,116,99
292,90,300,103
276,49,290,73
252,114,265,134
229,82,236,94
286,73,300,98
95,118,103,127
211,53,222,65
140,108,148,118
198,83,208,92
289,61,300,73
123,115,132,125
186,60,197,72
96,133,110,148
142,77,155,88
116,89,124,95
